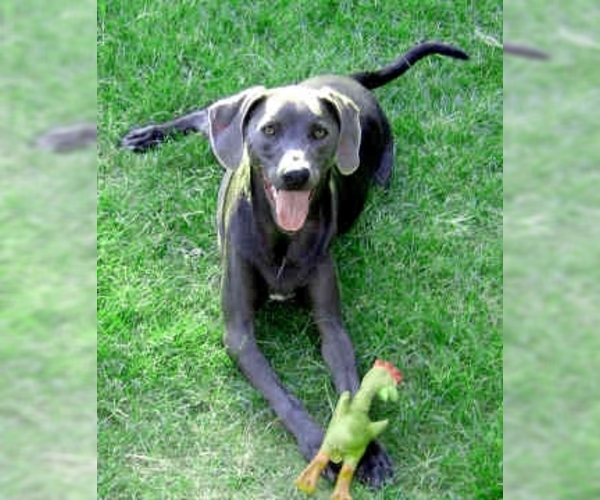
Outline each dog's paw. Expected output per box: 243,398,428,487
120,125,165,152
354,441,395,489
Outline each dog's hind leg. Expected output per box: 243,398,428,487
373,140,394,189
120,108,209,152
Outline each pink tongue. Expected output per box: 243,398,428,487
275,190,310,231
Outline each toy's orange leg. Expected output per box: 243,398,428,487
331,462,355,500
295,451,330,494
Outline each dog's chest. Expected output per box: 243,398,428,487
261,240,322,295
227,200,328,293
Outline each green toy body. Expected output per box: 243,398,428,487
295,360,402,500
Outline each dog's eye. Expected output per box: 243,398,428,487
261,124,278,137
311,125,328,140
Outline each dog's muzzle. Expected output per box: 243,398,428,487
263,172,313,232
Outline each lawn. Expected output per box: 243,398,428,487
98,1,502,499
0,1,96,498
504,0,600,497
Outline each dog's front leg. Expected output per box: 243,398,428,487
307,256,360,394
121,108,209,152
307,256,395,488
222,250,325,462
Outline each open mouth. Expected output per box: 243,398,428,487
263,175,313,232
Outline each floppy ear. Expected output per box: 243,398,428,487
207,86,267,169
320,88,362,175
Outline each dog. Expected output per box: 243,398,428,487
121,41,468,487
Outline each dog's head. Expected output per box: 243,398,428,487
207,85,361,232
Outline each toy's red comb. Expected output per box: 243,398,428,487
374,359,402,384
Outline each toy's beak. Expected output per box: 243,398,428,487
377,386,399,402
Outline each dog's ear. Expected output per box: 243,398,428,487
208,86,267,169
320,88,361,175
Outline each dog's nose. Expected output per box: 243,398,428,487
282,168,310,190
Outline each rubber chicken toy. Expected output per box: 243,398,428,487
295,359,402,500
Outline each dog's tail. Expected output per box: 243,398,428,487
350,41,469,90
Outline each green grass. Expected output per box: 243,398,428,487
98,1,502,498
0,1,96,498
504,1,600,497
